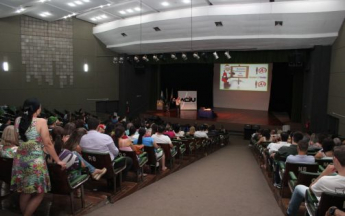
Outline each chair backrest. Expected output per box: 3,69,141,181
261,141,271,148
81,150,115,178
283,162,319,185
47,163,72,194
157,143,172,159
315,158,333,168
317,192,345,216
119,150,139,170
172,140,183,157
296,171,320,187
0,157,13,184
144,146,157,165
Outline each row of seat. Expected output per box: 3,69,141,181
0,132,230,215
252,141,344,216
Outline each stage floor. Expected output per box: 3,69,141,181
141,108,296,132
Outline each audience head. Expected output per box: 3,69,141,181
48,116,58,127
51,126,65,155
189,126,195,135
87,117,100,130
297,140,309,152
158,125,165,134
333,145,345,168
105,122,115,136
151,124,158,134
317,133,327,144
292,131,304,144
333,138,342,146
280,132,289,142
64,127,87,151
128,126,136,136
64,122,76,135
1,125,19,146
19,98,41,142
137,127,146,144
322,138,335,152
1,117,10,126
114,126,125,148
173,124,180,133
75,118,85,129
262,129,271,140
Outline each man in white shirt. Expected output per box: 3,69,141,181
152,125,173,148
286,140,315,164
267,132,290,154
194,125,208,138
287,145,345,216
80,117,132,180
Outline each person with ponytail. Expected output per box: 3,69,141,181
133,128,167,171
11,98,67,216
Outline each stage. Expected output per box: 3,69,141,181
141,108,302,132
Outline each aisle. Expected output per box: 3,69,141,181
86,136,283,216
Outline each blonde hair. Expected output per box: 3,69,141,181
189,126,195,135
1,125,19,146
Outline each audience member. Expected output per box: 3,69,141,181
194,125,208,138
152,126,173,147
64,127,87,154
163,126,175,139
287,145,345,216
47,116,60,130
0,125,19,158
267,132,290,154
286,140,315,164
0,117,11,132
314,138,335,159
186,126,195,137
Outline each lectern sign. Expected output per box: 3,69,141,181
178,91,197,110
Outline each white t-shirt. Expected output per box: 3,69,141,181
194,131,208,138
286,155,315,164
267,141,291,154
311,175,345,200
80,130,119,161
151,134,172,144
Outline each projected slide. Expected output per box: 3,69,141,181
220,64,269,91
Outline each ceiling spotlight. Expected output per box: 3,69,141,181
224,51,231,59
213,51,219,60
3,61,9,72
193,52,200,60
134,56,140,63
113,57,118,64
119,56,124,64
142,55,149,62
171,54,177,60
153,54,159,62
181,53,188,61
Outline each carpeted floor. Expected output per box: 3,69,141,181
86,136,283,216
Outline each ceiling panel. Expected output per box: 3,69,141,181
141,0,208,12
0,4,15,18
0,0,35,8
24,4,71,22
77,9,120,24
103,1,155,19
47,0,110,14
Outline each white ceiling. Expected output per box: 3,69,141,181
0,0,344,54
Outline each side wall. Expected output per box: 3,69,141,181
329,20,345,136
0,16,119,113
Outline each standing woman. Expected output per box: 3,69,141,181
11,98,66,216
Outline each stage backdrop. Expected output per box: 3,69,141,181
213,64,272,111
178,91,197,110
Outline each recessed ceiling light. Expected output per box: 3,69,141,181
96,16,102,20
82,0,89,2
67,2,76,7
134,7,141,11
121,33,127,37
15,8,25,13
153,27,161,31
101,14,107,18
215,22,223,27
74,1,83,5
161,2,169,6
182,0,191,3
91,18,96,21
126,9,134,13
119,10,126,14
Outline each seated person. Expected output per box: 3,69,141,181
267,132,290,154
80,118,133,180
315,137,335,159
152,125,173,148
47,116,60,130
163,126,176,139
309,133,325,149
286,140,315,164
256,129,272,145
287,145,345,216
0,117,11,132
64,127,87,154
128,126,138,142
186,126,195,137
173,124,185,138
48,126,106,181
0,125,19,158
134,128,167,171
194,125,208,138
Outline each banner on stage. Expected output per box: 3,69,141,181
178,91,197,110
